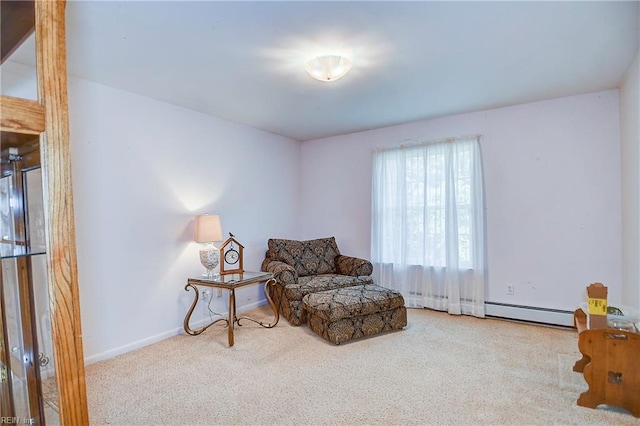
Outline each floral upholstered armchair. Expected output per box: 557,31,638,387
261,237,374,325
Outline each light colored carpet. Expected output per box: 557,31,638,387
86,307,639,425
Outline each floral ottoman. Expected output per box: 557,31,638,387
302,284,407,344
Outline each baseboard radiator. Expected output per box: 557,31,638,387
484,302,575,328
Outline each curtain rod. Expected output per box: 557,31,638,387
374,134,482,153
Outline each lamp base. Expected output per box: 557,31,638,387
199,247,220,280
202,271,219,280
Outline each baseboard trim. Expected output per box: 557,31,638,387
485,302,575,328
84,324,186,365
84,299,267,365
85,300,573,364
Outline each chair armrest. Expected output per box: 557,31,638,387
335,255,373,277
261,259,298,286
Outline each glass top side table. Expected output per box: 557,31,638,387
183,271,279,346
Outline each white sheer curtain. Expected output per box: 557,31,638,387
371,135,486,317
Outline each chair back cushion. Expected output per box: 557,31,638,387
267,237,340,277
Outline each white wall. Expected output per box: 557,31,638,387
0,61,37,99
620,48,640,311
300,90,622,313
66,78,301,362
1,60,302,362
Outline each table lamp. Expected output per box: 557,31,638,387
194,214,223,278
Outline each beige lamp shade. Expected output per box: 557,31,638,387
194,214,223,243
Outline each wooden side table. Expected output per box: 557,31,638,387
573,309,640,417
183,271,279,346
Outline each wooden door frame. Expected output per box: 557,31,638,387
1,1,91,422
35,1,89,423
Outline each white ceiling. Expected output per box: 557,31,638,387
8,1,640,141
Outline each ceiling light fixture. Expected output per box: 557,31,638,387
305,55,352,82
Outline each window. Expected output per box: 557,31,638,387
371,135,486,317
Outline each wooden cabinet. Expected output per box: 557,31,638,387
573,309,640,417
1,1,89,424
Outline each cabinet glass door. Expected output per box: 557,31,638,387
24,168,59,423
0,173,18,417
0,158,58,424
1,253,37,419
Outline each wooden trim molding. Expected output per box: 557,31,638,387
35,0,90,424
0,95,45,135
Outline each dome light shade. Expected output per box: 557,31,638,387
305,55,352,82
